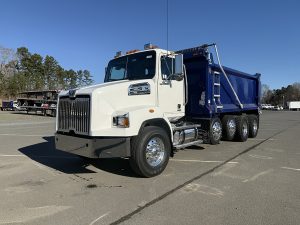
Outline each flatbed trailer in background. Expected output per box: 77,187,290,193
17,90,59,116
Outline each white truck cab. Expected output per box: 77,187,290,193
55,45,187,177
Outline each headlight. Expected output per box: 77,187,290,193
113,113,129,128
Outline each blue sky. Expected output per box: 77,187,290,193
1,0,299,89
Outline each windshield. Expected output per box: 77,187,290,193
105,51,156,82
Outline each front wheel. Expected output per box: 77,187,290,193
129,126,171,177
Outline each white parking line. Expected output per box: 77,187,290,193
0,205,71,224
0,155,77,159
281,167,300,172
0,121,54,127
249,154,273,159
88,212,110,225
170,159,238,164
4,125,52,130
0,154,58,176
243,169,274,182
0,134,49,137
0,154,26,157
32,156,78,159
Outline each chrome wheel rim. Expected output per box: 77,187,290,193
242,122,248,136
212,121,222,141
145,137,165,167
228,119,236,136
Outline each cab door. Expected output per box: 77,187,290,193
158,54,185,121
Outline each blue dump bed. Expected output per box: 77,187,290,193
178,47,260,118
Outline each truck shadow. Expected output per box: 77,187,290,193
185,145,205,150
18,136,139,177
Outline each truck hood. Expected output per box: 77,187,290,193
59,79,133,97
58,79,157,136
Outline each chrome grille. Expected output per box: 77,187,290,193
58,96,90,135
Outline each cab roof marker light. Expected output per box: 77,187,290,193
144,43,158,50
115,51,122,58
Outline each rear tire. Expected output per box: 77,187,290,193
222,115,236,141
248,115,259,138
235,116,248,142
210,118,222,145
129,126,171,177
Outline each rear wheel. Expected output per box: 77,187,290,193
129,126,171,177
210,118,222,145
248,115,259,138
235,116,248,142
222,115,236,141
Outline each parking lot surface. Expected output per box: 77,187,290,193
0,111,299,225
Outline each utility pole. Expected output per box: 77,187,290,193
282,95,284,108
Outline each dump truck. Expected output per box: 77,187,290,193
55,43,261,177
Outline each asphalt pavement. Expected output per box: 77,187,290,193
0,110,299,225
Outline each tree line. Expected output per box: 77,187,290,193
261,83,300,106
0,46,93,98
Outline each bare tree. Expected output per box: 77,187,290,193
261,84,272,103
0,46,18,78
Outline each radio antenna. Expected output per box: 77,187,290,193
166,0,169,55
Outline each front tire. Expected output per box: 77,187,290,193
129,126,171,177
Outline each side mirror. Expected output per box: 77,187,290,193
161,54,184,84
174,54,183,75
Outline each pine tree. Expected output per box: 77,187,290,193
82,70,93,86
44,55,59,90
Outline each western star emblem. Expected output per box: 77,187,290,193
69,89,76,97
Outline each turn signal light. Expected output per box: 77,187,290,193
113,113,130,128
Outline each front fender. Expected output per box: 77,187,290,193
90,106,173,140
